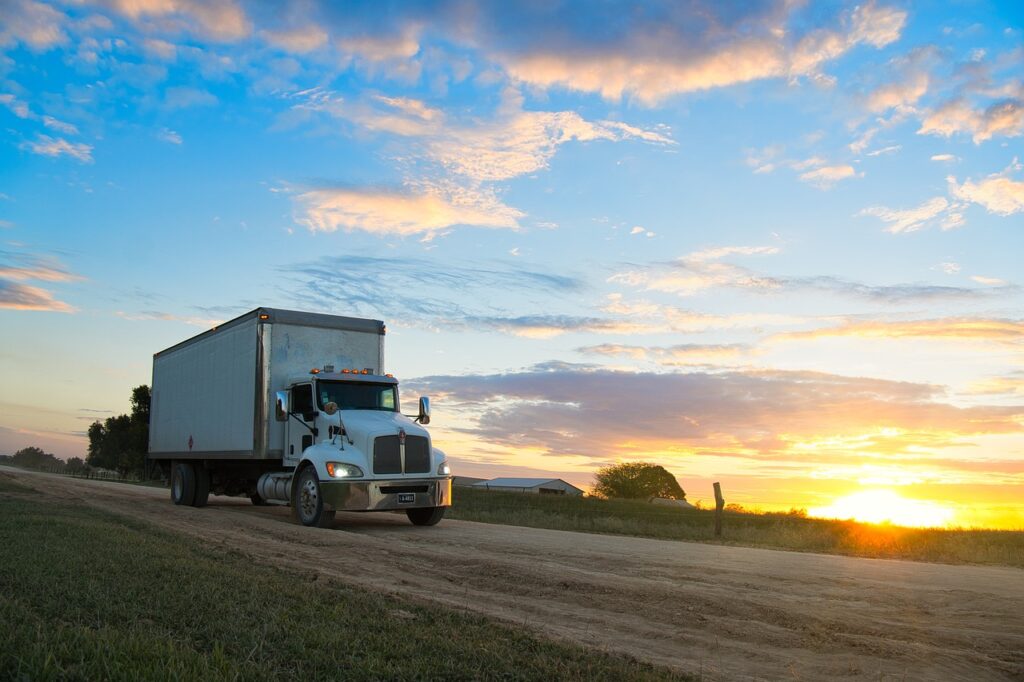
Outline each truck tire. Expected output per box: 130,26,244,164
292,466,335,528
406,506,446,526
170,462,196,506
192,464,210,508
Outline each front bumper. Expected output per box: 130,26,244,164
320,477,452,512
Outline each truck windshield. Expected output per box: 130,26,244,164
317,381,399,412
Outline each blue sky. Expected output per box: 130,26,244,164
2,0,1023,526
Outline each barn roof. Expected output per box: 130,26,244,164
473,477,583,491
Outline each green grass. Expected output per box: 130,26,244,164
0,486,686,681
448,486,1024,567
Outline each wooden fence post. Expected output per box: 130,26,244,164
713,482,725,538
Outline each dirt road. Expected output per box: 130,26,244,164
6,468,1023,681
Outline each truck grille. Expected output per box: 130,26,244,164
373,435,430,474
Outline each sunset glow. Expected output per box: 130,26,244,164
810,490,956,528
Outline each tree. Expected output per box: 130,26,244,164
9,446,63,470
86,385,150,476
65,457,88,474
592,462,686,500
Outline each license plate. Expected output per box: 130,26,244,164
397,493,415,504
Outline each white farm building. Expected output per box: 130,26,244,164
472,478,584,496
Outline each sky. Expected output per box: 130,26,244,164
1,0,1023,528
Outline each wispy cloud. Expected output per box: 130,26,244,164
286,254,584,323
157,127,182,144
578,342,749,365
293,85,672,183
859,196,962,233
610,248,1005,303
0,280,75,312
771,317,1024,345
21,134,93,163
0,93,31,118
798,164,860,189
0,250,81,312
291,182,523,237
115,310,220,327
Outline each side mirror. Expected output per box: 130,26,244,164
417,396,431,425
274,391,288,422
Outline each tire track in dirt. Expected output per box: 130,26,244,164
7,468,1023,681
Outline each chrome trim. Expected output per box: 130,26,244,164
320,477,452,511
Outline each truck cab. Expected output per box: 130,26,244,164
271,368,451,527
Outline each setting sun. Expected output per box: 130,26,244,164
809,490,956,528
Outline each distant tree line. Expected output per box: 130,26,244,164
0,446,87,473
87,385,150,477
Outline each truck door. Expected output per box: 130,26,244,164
285,383,316,465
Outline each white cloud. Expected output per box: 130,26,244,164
296,86,671,183
971,275,1007,286
0,0,68,50
867,72,929,112
157,128,183,144
104,0,250,42
262,26,328,53
950,166,1024,216
22,135,93,163
866,145,901,157
919,98,1024,143
497,2,905,104
939,262,961,274
859,196,951,233
142,38,177,60
0,93,31,119
799,164,859,189
42,116,78,135
293,183,523,237
426,88,673,182
930,154,958,162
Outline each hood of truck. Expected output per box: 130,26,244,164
339,410,430,452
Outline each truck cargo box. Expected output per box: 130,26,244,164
149,307,385,460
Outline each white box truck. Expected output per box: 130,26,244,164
148,307,451,527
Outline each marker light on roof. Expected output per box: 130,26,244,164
309,368,320,374
360,369,370,375
258,314,269,320
385,373,394,378
341,369,351,374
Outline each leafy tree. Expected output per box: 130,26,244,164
10,446,63,470
65,457,88,474
592,462,686,500
86,385,150,476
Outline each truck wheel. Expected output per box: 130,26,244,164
292,466,335,528
192,464,210,508
170,462,196,506
407,506,446,526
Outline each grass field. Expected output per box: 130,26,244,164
0,474,686,681
448,486,1024,567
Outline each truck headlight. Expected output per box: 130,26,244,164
437,461,451,476
326,462,363,478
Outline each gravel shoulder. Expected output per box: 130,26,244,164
6,467,1022,681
